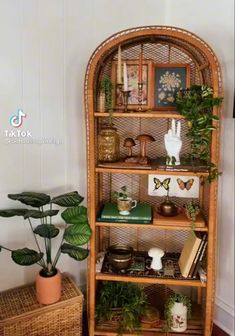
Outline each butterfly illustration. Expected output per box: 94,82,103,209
153,177,171,191
177,178,194,191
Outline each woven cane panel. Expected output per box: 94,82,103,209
97,117,191,160
94,33,219,109
0,276,83,336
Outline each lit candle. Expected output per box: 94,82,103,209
138,45,143,83
117,45,122,84
123,61,128,91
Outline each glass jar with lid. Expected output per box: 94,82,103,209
98,124,120,162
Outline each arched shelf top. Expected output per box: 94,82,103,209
85,26,223,101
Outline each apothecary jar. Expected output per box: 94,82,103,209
98,124,120,162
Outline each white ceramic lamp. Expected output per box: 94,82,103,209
148,247,164,270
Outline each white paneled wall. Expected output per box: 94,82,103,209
0,0,166,290
0,1,234,333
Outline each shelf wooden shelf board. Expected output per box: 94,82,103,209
96,208,207,231
95,166,209,177
94,111,184,119
95,273,207,288
96,222,208,232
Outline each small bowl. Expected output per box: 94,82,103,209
107,244,133,270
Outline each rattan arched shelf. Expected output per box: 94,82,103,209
84,26,223,336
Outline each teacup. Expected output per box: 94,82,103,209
117,197,137,215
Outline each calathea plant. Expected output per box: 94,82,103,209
0,191,91,276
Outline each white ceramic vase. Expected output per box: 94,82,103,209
170,302,187,332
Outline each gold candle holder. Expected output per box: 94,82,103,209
122,90,131,112
137,82,143,111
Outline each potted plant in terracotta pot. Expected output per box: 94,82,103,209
164,293,192,332
0,191,91,305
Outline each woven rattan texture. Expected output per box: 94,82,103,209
0,276,83,336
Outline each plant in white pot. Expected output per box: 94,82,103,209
0,191,91,305
164,293,192,332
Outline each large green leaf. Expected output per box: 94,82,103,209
61,243,89,261
64,223,91,246
34,224,59,238
51,191,84,207
11,248,44,266
61,206,87,224
8,192,50,207
24,210,59,219
0,209,28,217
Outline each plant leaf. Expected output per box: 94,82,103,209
11,248,44,266
61,206,87,224
24,210,59,219
64,223,91,246
34,224,59,238
51,191,84,207
0,209,29,217
8,192,50,207
61,243,89,261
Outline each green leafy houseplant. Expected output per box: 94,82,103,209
184,201,200,233
99,77,113,124
175,85,223,181
96,281,148,335
164,293,192,331
112,185,128,200
0,191,91,276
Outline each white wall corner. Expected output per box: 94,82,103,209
214,296,235,335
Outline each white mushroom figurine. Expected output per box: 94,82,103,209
148,247,165,270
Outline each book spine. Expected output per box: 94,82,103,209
192,241,208,278
101,215,151,221
188,235,207,278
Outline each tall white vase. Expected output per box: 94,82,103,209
170,302,187,332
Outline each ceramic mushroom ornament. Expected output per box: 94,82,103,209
148,247,165,270
136,134,155,164
123,137,136,160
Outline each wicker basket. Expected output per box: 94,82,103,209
0,275,83,336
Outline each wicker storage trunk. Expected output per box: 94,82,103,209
0,275,83,336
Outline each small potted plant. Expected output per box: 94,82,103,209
0,191,92,305
184,201,201,232
164,293,192,332
99,77,113,121
112,186,137,215
96,281,149,335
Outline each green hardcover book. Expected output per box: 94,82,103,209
100,203,152,222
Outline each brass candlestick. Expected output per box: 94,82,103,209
122,90,131,112
116,83,123,110
137,82,143,111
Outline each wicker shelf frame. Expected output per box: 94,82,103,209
84,26,223,336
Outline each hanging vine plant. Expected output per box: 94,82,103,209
175,85,223,181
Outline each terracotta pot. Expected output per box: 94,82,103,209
36,269,62,305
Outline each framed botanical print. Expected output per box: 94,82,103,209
111,60,153,110
153,64,190,110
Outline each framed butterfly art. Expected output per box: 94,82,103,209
148,175,199,198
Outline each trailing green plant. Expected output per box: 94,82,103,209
112,185,128,200
95,281,148,335
164,293,192,331
0,191,92,276
99,77,113,124
184,201,200,233
175,84,223,182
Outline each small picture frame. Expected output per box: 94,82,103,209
111,60,153,110
153,63,190,110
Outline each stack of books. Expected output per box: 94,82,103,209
179,232,207,278
97,203,152,224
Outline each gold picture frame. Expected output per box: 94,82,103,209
111,60,153,111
